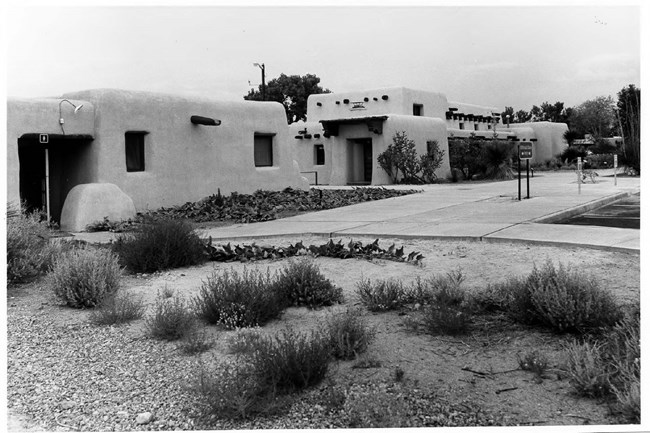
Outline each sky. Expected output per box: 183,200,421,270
3,2,645,112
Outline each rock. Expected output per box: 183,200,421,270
136,412,153,425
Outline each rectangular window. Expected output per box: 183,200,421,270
254,134,274,167
426,140,437,156
459,122,465,130
488,124,492,130
474,123,479,131
125,131,146,172
314,144,325,165
413,104,423,116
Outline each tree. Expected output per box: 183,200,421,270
540,101,566,123
515,109,532,123
616,84,640,172
567,96,616,139
244,73,330,123
377,132,445,184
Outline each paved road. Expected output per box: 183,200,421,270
557,193,640,230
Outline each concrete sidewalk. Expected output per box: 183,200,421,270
71,172,641,253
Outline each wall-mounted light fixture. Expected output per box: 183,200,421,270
58,99,84,134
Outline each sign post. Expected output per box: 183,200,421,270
577,156,582,194
614,154,618,186
518,143,533,200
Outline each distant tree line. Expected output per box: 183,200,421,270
501,84,640,172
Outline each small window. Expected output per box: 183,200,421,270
488,124,492,130
254,134,274,167
413,104,423,116
474,123,479,131
314,144,325,165
125,131,146,172
459,122,465,130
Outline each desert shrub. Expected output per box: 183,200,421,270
410,270,473,336
563,309,640,422
227,327,265,354
603,309,640,422
7,205,59,283
177,328,215,355
250,329,332,392
488,261,622,333
323,308,375,360
89,291,145,325
563,339,610,397
274,259,343,308
194,268,285,329
195,357,271,419
112,217,206,273
146,295,196,341
356,278,407,311
525,261,622,333
47,246,121,308
196,328,331,419
480,141,515,180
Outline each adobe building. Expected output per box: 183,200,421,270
290,87,568,185
7,86,568,231
7,89,308,231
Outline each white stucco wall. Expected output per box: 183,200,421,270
306,87,449,122
510,122,568,163
61,89,308,212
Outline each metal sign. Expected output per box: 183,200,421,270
39,133,49,144
614,154,618,168
518,143,533,159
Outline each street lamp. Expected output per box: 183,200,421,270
253,62,265,101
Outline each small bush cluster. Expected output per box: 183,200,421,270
112,217,206,273
7,205,59,283
355,278,406,312
479,261,622,333
323,308,375,360
146,295,196,341
195,262,341,329
89,291,145,326
275,259,344,308
563,309,640,422
357,270,473,336
195,328,332,419
416,271,473,336
194,268,286,329
47,246,122,308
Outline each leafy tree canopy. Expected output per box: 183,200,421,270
244,73,331,124
568,96,616,139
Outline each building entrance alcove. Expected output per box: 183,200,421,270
346,138,373,185
17,134,94,223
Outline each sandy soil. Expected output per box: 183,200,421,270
7,236,640,429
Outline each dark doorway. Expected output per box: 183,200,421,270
347,138,373,185
18,134,93,222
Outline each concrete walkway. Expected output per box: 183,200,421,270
70,171,641,253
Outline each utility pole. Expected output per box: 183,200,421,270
254,62,265,101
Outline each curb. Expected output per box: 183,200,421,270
529,190,637,224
